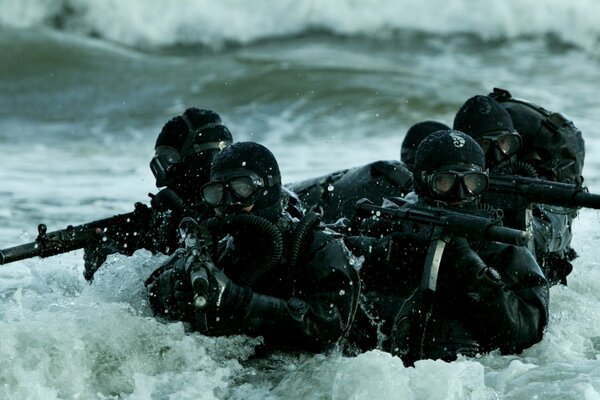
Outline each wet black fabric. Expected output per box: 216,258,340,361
401,121,451,170
414,130,485,175
343,196,549,363
211,142,282,211
146,209,360,353
483,184,577,286
489,87,585,184
153,108,233,197
412,130,485,200
286,160,413,224
155,108,232,152
453,95,515,139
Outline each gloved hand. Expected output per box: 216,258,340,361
192,258,252,315
170,261,196,320
146,256,196,322
83,233,125,282
441,237,502,297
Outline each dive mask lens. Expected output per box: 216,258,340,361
201,174,265,207
431,173,458,195
478,133,521,157
201,182,225,207
427,168,489,198
150,146,182,187
496,134,521,156
462,172,489,195
229,176,260,199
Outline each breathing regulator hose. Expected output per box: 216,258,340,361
202,214,284,288
150,188,189,214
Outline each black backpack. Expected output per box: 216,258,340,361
489,88,585,184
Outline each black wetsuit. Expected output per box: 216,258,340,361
286,160,413,224
146,209,361,353
482,167,578,286
344,196,549,364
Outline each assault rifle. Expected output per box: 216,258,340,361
355,198,530,362
487,174,600,209
0,202,151,265
178,217,211,309
356,198,530,247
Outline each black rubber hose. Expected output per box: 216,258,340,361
152,188,188,214
288,212,319,271
287,211,320,295
202,214,284,288
499,161,539,178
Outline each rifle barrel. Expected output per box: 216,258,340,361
356,201,529,247
0,209,145,266
488,175,600,209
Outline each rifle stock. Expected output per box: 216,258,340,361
488,175,600,209
0,203,150,265
356,199,530,247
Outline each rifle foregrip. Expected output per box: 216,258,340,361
485,225,530,247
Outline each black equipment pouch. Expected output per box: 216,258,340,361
489,88,585,185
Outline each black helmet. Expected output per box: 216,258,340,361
150,108,233,190
202,142,283,216
401,120,450,171
414,129,488,204
453,95,521,167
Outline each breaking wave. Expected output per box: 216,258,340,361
1,0,599,52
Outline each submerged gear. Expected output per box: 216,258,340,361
151,108,233,190
210,142,282,212
489,87,585,184
401,121,451,170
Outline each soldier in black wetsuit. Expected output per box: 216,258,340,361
454,94,580,285
346,130,549,365
146,142,360,353
82,108,233,281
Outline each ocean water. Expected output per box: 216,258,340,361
1,1,600,399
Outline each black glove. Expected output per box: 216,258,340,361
83,234,125,282
193,259,252,315
146,256,196,322
171,261,196,320
440,237,502,297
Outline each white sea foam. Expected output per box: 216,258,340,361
1,0,600,51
